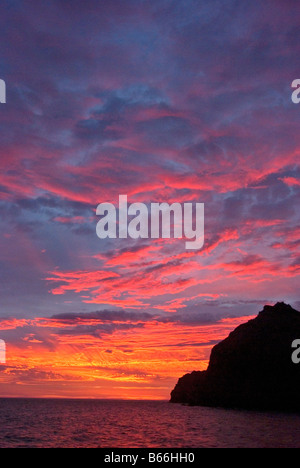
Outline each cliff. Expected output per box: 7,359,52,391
170,302,300,411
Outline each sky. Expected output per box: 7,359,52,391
0,0,299,399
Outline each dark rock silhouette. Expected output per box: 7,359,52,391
170,302,300,411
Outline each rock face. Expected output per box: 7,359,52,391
170,303,300,411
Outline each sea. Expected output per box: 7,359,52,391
0,398,299,448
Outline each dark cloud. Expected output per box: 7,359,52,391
50,307,243,329
136,116,196,149
51,309,155,323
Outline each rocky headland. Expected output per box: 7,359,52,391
170,302,300,411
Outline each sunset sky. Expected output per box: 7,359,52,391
0,0,299,399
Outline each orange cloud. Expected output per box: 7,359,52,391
0,310,253,399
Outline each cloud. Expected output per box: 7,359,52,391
280,177,300,187
0,0,299,397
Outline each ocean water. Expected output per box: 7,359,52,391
0,398,299,448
